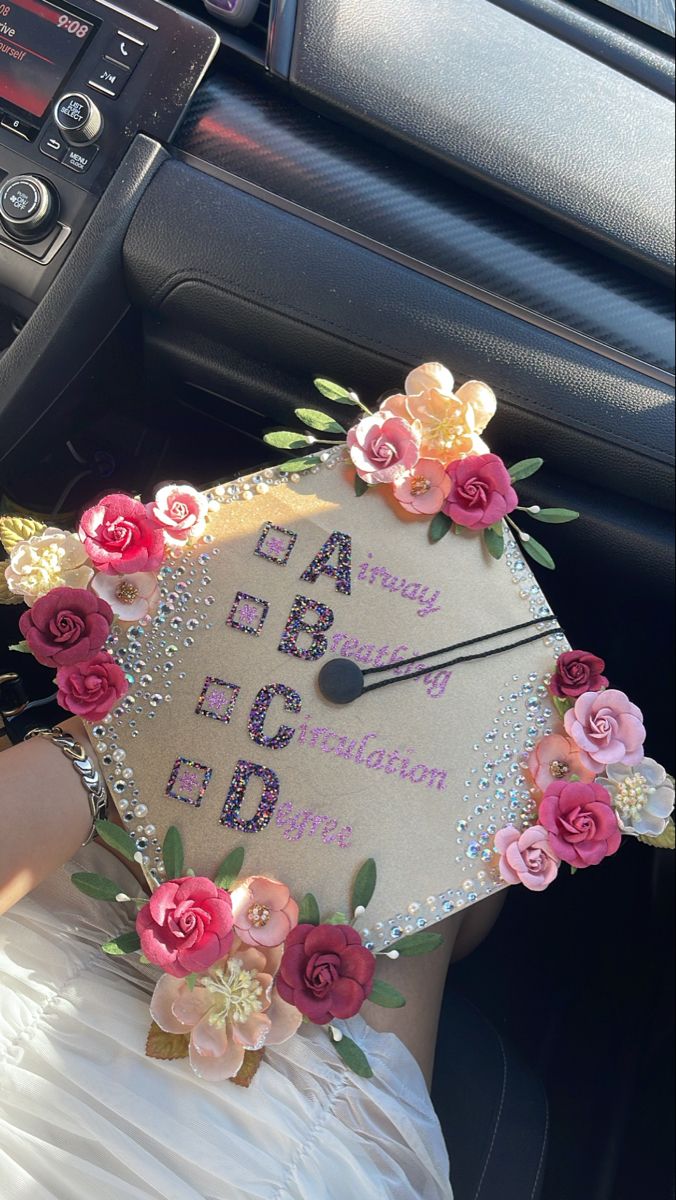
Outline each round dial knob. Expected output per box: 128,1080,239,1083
0,176,59,243
54,92,103,146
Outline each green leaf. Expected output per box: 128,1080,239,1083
295,408,346,435
483,522,505,560
213,846,245,890
351,858,377,913
509,457,544,483
101,931,141,956
95,818,138,863
394,931,445,956
331,1032,374,1077
638,818,675,850
71,872,122,901
570,866,578,876
527,508,579,524
551,694,574,721
298,893,321,925
354,475,369,498
264,431,314,450
521,533,556,571
313,378,361,406
326,911,349,925
185,973,199,991
368,979,406,1008
429,512,453,543
8,640,30,654
278,456,322,474
162,826,184,880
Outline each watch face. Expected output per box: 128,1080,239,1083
93,452,566,949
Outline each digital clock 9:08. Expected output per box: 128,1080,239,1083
58,12,90,36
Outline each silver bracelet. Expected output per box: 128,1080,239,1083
24,725,108,845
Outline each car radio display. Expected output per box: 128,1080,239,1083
0,0,97,121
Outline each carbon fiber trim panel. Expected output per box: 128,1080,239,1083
175,75,673,374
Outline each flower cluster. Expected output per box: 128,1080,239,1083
264,365,580,571
72,832,443,1083
492,649,674,892
2,485,209,721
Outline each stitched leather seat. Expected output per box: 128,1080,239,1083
432,991,548,1200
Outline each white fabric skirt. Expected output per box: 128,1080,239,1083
0,845,452,1200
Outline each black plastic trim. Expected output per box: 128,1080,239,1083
268,0,298,76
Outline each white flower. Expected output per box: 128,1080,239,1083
91,571,160,622
600,759,674,838
146,484,208,546
4,528,93,605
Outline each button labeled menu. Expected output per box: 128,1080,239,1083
88,60,130,98
61,146,99,174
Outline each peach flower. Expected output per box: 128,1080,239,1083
494,825,560,891
527,733,597,794
230,876,299,949
150,938,302,1081
564,689,645,770
392,459,451,515
380,362,496,462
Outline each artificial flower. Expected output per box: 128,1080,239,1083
147,484,209,546
18,586,113,668
4,528,93,605
527,732,596,794
564,689,646,770
550,650,608,699
137,876,234,978
150,938,302,1081
538,779,622,868
276,923,375,1025
79,493,165,576
443,453,518,530
55,652,128,721
392,458,451,515
600,759,674,838
347,412,421,485
230,876,299,949
91,571,160,623
494,825,560,891
380,362,496,461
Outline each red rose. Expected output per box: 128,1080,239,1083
79,493,165,576
55,653,128,721
443,453,518,530
19,586,113,669
136,876,235,978
550,650,608,698
539,779,622,868
276,923,375,1024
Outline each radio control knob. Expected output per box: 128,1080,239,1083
54,92,103,146
0,176,59,243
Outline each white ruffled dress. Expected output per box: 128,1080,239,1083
0,845,452,1200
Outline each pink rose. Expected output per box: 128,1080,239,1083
147,484,208,546
137,876,235,978
55,652,128,721
494,825,560,891
79,493,165,576
550,650,608,698
277,923,376,1024
539,780,622,868
564,689,645,770
443,453,518,530
19,586,113,668
347,412,421,485
230,876,299,949
392,458,451,515
527,733,596,794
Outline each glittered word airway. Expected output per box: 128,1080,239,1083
296,718,448,791
355,552,442,618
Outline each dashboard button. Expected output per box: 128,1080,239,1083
104,32,146,70
88,60,130,98
1,114,36,141
61,145,99,174
0,175,59,242
40,130,66,161
54,93,103,146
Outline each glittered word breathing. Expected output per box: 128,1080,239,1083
356,553,442,618
296,719,448,791
329,631,451,700
275,800,353,848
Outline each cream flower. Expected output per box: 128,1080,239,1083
4,528,93,605
91,571,160,623
380,361,496,463
600,759,674,838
